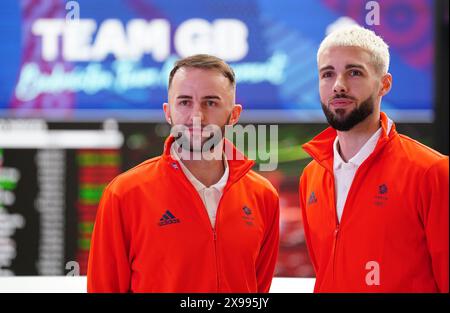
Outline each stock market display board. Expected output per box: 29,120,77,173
0,120,125,275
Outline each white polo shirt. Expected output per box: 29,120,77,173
333,118,393,222
170,145,229,228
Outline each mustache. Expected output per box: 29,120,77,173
330,93,357,101
171,125,217,139
184,125,210,129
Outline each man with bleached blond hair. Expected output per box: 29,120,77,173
299,25,449,292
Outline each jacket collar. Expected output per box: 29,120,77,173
302,112,397,173
162,135,255,185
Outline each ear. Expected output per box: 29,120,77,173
229,104,242,125
163,102,172,124
379,73,392,97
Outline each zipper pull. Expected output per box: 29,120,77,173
334,225,340,237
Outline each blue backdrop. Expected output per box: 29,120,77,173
0,0,434,122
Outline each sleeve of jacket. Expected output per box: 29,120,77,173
256,188,280,293
87,185,131,293
299,170,319,274
419,157,449,293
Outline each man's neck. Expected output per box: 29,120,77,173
181,158,225,187
336,113,381,162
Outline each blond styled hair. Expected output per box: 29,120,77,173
317,25,390,74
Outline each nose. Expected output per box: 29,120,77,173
189,102,204,125
333,74,348,94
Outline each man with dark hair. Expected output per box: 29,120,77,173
88,54,280,293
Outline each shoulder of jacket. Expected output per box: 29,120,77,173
394,134,447,169
301,158,324,178
106,156,162,195
244,170,279,199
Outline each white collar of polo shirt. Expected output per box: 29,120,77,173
333,118,393,171
170,143,229,193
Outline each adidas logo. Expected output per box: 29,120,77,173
158,210,180,226
308,191,317,205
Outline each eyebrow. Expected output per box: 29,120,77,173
319,64,367,72
176,95,192,99
345,64,366,70
319,65,334,72
176,95,222,100
202,95,221,100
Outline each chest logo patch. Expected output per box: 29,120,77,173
158,210,180,226
242,206,255,226
374,184,389,206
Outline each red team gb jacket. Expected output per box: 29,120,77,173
88,136,280,293
300,112,449,292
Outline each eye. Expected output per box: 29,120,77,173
349,70,363,77
179,100,189,106
206,100,216,107
321,71,333,79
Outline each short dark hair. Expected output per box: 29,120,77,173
168,54,236,89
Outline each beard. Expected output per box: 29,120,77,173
171,114,232,153
321,94,375,131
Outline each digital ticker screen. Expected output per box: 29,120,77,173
0,119,324,277
0,120,123,275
